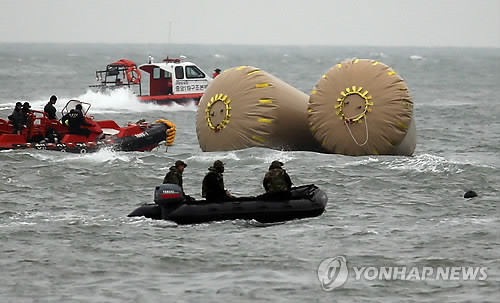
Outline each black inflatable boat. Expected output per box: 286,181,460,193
128,184,328,224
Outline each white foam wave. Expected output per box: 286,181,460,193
75,89,198,114
1,89,198,115
29,148,133,164
3,211,116,227
383,154,463,173
340,157,379,168
254,150,295,164
189,151,241,163
410,55,423,60
436,217,497,227
419,97,475,107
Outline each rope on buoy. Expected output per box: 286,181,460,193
335,85,373,146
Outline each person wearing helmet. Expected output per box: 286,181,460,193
202,160,232,201
263,160,292,200
61,104,92,137
163,160,187,191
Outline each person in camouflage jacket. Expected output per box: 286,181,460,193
263,160,292,199
163,160,187,192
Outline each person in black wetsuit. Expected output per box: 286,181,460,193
44,95,58,120
21,102,32,126
9,102,25,135
202,160,233,202
61,104,92,137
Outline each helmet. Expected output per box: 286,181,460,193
269,160,284,169
50,95,57,101
213,160,224,168
75,104,83,110
175,160,187,168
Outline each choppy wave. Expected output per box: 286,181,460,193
1,44,499,303
383,154,463,173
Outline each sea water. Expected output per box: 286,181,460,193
0,43,499,302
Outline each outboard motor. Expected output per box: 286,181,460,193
154,184,185,219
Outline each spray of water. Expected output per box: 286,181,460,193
1,89,198,114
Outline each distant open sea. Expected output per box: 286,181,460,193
0,43,499,302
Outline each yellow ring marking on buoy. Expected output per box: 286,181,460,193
257,118,273,123
236,66,247,70
251,135,266,143
259,99,273,104
354,59,359,63
256,83,270,88
387,71,396,76
312,90,317,94
205,93,232,132
335,85,373,124
372,61,379,66
247,70,261,75
322,75,327,79
337,63,342,68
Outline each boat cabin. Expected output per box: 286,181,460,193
138,56,211,97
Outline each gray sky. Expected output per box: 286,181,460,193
1,0,499,47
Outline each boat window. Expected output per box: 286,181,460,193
186,65,206,79
164,71,172,78
106,68,119,76
153,67,161,79
175,66,184,79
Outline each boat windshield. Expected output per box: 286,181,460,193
61,99,91,116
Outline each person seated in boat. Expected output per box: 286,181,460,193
22,102,32,126
263,160,292,200
44,95,58,120
61,104,92,137
163,160,187,192
212,68,221,78
9,102,25,135
202,160,233,202
163,160,195,202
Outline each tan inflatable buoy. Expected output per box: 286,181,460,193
196,66,321,152
308,59,416,156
